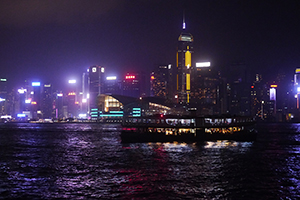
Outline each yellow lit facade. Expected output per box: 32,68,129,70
185,50,191,68
176,32,193,104
186,74,190,90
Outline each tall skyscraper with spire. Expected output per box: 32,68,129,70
176,12,193,104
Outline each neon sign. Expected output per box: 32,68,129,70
106,76,117,80
125,75,135,79
32,82,41,87
196,62,211,67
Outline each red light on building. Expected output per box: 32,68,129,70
125,75,135,79
270,85,277,88
251,86,254,88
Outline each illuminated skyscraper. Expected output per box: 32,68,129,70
55,92,64,119
88,65,105,115
250,74,266,118
81,71,89,115
0,78,7,115
190,62,225,115
176,15,193,104
150,65,173,100
66,91,78,118
41,83,53,118
31,81,42,119
103,76,122,95
122,72,145,98
294,68,300,109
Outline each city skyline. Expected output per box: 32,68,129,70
1,0,300,89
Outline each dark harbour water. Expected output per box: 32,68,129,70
0,123,299,199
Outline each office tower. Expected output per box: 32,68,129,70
192,62,224,115
88,65,105,114
41,83,53,118
122,72,145,98
66,91,78,118
250,74,267,118
31,81,42,119
150,65,173,100
176,15,193,104
227,62,251,116
103,76,122,95
268,85,277,117
55,92,64,119
66,80,79,118
17,87,27,116
0,78,7,115
294,68,300,109
81,71,89,115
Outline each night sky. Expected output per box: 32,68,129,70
1,0,300,90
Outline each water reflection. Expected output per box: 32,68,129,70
118,143,170,199
118,141,254,199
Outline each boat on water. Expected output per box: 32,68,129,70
121,115,257,143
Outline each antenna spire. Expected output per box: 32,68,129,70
183,10,186,30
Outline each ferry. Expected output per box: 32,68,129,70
121,115,257,143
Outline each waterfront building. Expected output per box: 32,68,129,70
283,78,297,120
16,87,27,117
66,91,79,118
226,62,251,116
88,65,105,119
294,68,300,109
267,85,277,118
66,80,79,118
150,64,173,101
81,71,89,116
250,74,267,119
54,92,65,119
0,78,8,115
41,83,54,119
95,94,187,122
190,62,225,115
31,81,42,119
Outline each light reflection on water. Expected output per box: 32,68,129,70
0,123,300,199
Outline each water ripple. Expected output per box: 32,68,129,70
0,123,300,199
